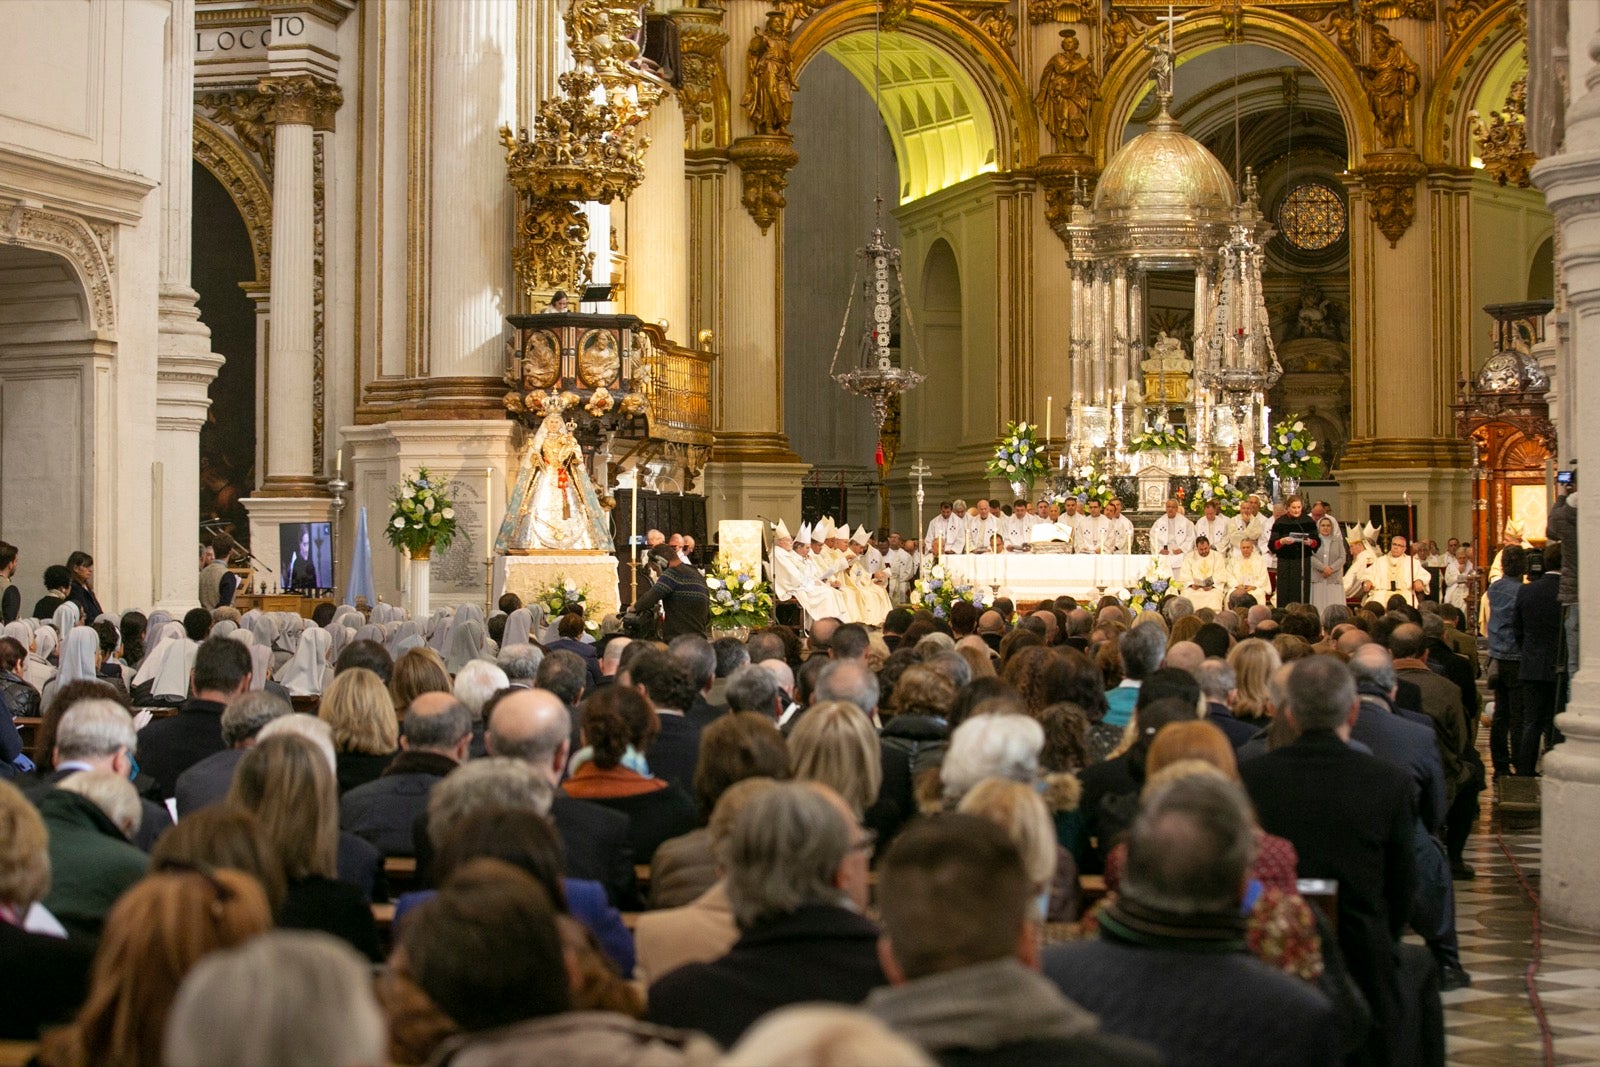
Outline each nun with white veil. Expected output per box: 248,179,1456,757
425,608,454,652
40,626,100,715
210,619,239,641
385,621,423,659
331,605,364,630
50,602,81,642
443,619,488,675
131,622,197,703
23,625,58,693
327,625,357,663
272,615,304,673
501,608,535,649
277,625,333,696
354,623,385,646
246,612,277,654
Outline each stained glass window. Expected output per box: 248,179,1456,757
1278,182,1346,252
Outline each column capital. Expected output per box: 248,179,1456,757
1347,151,1427,247
258,74,344,131
728,133,799,234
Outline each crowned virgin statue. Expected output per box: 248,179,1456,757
496,413,613,553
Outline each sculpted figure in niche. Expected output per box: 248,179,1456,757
1036,30,1097,154
1144,331,1192,374
743,10,797,136
497,413,613,554
1359,24,1420,149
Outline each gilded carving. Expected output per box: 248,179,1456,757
1102,9,1138,71
510,196,595,297
1325,5,1364,64
743,9,797,136
1037,30,1097,153
1469,77,1536,188
1037,158,1097,245
1028,0,1094,24
500,68,650,205
729,133,801,234
564,0,644,84
257,75,343,131
1443,0,1487,40
676,19,730,138
1352,153,1427,247
1367,0,1432,19
949,4,1017,52
883,0,916,31
198,90,275,171
0,205,116,330
1357,24,1419,150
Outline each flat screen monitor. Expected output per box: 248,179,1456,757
279,522,332,593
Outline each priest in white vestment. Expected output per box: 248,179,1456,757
775,522,846,624
1443,547,1477,610
967,500,1003,553
1076,501,1111,554
1104,500,1136,554
1343,522,1381,600
925,502,966,556
1224,526,1269,601
1193,501,1231,558
1177,537,1225,612
845,525,892,625
1355,535,1428,607
885,534,917,604
1149,498,1196,558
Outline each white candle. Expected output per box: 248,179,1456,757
1046,395,1053,448
335,448,342,478
484,467,494,560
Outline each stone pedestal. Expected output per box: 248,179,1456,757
703,458,810,532
501,553,623,619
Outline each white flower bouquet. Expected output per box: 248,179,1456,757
909,563,995,620
387,468,458,556
1189,465,1245,516
986,422,1049,490
535,575,600,633
706,561,774,630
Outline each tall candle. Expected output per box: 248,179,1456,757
335,448,342,478
1045,395,1053,447
484,467,494,559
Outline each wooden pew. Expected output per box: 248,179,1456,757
0,1042,38,1067
385,855,418,895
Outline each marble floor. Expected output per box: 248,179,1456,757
1441,788,1600,1066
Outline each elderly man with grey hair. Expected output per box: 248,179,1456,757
781,657,880,738
174,690,291,818
1241,656,1417,1063
495,643,544,687
724,662,781,719
1045,775,1339,1065
27,698,174,849
341,692,472,857
1105,623,1167,729
1193,658,1256,751
38,768,149,939
646,782,881,1048
669,634,723,729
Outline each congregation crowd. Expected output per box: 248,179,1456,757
0,475,1577,1066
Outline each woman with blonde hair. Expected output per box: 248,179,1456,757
1226,638,1281,724
788,700,883,820
317,666,400,793
36,868,271,1067
228,734,381,960
957,778,1064,921
389,645,452,713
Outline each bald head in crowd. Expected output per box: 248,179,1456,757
1246,605,1273,631
977,611,1005,637
1028,610,1058,643
1336,628,1371,658
484,687,572,785
1164,641,1205,677
401,692,473,763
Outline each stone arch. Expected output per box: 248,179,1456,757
915,237,965,437
0,205,116,333
1423,0,1525,168
193,115,272,283
790,1,1038,176
1094,8,1377,169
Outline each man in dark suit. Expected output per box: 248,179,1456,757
1240,655,1416,1065
483,686,637,908
340,693,470,856
1348,643,1469,990
623,648,702,796
1515,542,1566,775
137,637,253,799
1389,622,1475,878
646,783,883,1048
669,634,726,730
1194,658,1258,750
174,689,291,816
22,698,171,851
543,612,601,687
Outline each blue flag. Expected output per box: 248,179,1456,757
346,506,376,607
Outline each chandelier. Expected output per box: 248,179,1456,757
828,2,924,429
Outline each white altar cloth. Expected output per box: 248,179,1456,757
937,553,1170,601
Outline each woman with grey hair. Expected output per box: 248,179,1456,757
164,931,387,1067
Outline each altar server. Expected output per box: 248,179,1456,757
925,502,965,556
1104,500,1136,554
1149,498,1196,557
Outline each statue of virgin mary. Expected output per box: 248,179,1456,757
496,413,614,553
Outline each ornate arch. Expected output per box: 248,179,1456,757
1094,8,1376,169
0,204,116,332
193,115,272,283
790,1,1038,173
1423,0,1525,168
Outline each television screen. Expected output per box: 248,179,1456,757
278,522,332,592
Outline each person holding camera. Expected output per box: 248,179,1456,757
628,545,710,640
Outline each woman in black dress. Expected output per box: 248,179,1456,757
1271,495,1321,608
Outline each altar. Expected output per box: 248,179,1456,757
938,553,1170,602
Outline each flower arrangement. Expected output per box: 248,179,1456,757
1064,463,1116,508
534,576,601,633
1127,560,1174,614
1259,414,1324,481
1128,416,1191,454
1189,465,1246,516
706,561,774,631
986,422,1049,489
387,468,458,557
909,563,995,620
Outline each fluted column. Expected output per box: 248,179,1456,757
1531,9,1600,932
258,76,339,494
154,0,224,609
628,93,690,336
429,0,516,381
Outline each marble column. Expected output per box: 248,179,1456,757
154,0,224,610
702,2,807,529
258,75,339,495
628,93,690,335
1530,8,1600,930
429,0,516,384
